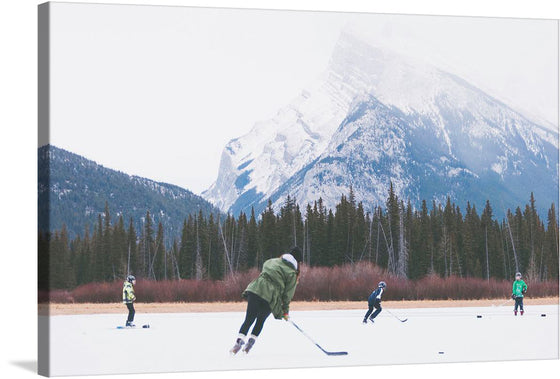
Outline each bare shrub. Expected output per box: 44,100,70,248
38,290,73,303
71,282,121,303
44,262,558,303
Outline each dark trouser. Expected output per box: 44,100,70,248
126,303,135,323
364,299,382,320
239,292,271,337
514,297,524,311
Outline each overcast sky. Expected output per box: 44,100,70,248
48,3,558,194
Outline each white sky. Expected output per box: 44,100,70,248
49,3,558,194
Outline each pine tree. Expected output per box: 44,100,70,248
372,206,383,266
49,231,62,289
153,222,165,280
101,202,112,281
49,224,75,289
91,214,104,282
304,204,314,265
525,193,541,281
325,209,336,266
463,202,480,277
77,225,92,285
126,218,137,277
179,218,194,279
429,201,443,275
514,206,528,274
353,202,367,262
545,203,559,279
38,232,50,290
396,200,408,278
408,200,430,279
42,187,560,287
386,183,400,274
140,210,154,279
235,212,249,271
196,214,208,279
208,212,225,279
259,200,278,265
111,215,127,280
246,208,259,268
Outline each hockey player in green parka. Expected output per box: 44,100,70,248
230,247,302,355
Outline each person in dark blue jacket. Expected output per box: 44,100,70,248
363,281,386,324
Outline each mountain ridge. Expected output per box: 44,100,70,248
203,30,558,218
38,144,221,241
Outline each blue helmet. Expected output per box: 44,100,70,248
378,281,387,288
127,275,136,283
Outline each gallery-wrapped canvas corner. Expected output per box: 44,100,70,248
38,2,559,377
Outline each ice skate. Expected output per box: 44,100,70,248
230,337,245,355
242,337,256,354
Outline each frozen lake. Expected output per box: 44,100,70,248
44,304,558,376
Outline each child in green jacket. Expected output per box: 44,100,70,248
512,272,528,316
230,247,302,355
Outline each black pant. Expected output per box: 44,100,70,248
126,303,135,323
239,292,271,337
364,299,382,320
514,297,524,311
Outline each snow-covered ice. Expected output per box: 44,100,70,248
45,304,558,376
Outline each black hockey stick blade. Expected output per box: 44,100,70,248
323,349,348,356
386,309,408,323
316,343,348,356
393,316,408,322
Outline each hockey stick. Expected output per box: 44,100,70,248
385,309,408,323
289,320,348,356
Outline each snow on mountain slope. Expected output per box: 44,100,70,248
204,30,558,216
266,91,557,216
202,32,372,212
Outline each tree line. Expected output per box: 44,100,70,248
39,186,559,290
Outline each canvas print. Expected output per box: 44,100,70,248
38,2,559,377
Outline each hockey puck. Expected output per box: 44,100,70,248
541,314,546,317
142,324,150,328
476,315,482,318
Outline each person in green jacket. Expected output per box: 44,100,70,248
123,275,137,327
512,272,528,316
230,246,302,355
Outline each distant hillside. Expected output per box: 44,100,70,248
38,145,221,242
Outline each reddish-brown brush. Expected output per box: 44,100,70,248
40,263,558,303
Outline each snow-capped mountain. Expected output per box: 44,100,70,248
204,31,558,217
202,32,372,213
